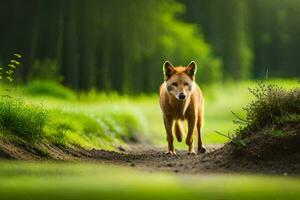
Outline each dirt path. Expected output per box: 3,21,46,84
1,139,300,175
87,145,224,174
86,144,300,175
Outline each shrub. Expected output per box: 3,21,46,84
239,82,300,133
24,80,76,100
231,82,300,156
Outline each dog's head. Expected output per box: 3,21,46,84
163,61,197,101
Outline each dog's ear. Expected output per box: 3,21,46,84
163,61,176,80
185,61,197,78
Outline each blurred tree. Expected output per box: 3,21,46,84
0,0,220,93
247,0,300,78
181,0,300,80
1,0,299,93
181,0,252,80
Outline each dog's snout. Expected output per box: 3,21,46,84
178,93,186,100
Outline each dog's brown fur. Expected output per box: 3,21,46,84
159,61,206,155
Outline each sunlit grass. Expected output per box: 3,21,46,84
0,99,47,139
24,80,76,100
0,161,300,200
0,79,298,150
0,85,146,150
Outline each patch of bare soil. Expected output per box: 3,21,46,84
233,124,300,160
0,139,300,175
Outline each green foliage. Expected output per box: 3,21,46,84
24,80,76,100
243,82,300,130
0,53,21,83
27,59,62,82
182,0,300,80
0,98,47,139
1,1,300,93
0,0,222,93
157,2,222,84
231,82,300,151
0,54,46,140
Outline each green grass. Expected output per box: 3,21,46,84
0,161,300,200
1,79,299,151
24,80,76,100
0,99,47,139
0,87,146,150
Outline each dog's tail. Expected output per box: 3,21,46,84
174,121,184,142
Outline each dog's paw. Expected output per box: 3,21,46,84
164,150,176,156
198,147,206,154
187,150,197,155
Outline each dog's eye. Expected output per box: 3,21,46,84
172,83,177,87
184,82,189,86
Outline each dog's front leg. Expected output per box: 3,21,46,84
186,115,197,154
163,115,175,155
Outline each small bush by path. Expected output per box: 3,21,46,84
230,82,300,158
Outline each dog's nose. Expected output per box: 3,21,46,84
178,93,186,100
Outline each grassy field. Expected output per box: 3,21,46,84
1,79,299,150
0,161,300,200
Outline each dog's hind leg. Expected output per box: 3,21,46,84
174,120,183,142
197,106,206,154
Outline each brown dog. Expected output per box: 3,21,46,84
159,61,206,155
